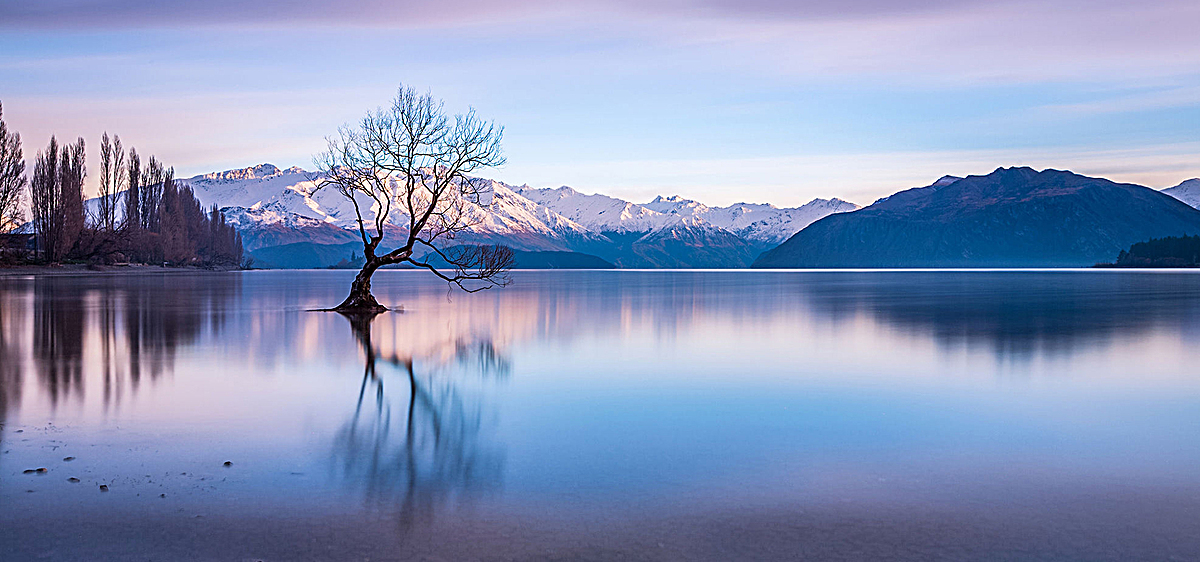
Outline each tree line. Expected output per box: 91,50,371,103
1101,234,1200,268
0,101,243,267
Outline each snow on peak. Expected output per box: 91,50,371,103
167,162,861,249
1163,178,1200,209
517,185,674,233
933,175,963,187
198,163,296,182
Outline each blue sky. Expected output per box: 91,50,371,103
3,0,1200,206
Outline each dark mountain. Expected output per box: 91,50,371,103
577,223,764,268
420,247,615,270
251,240,616,270
509,250,615,269
753,167,1200,268
249,241,362,269
223,206,360,251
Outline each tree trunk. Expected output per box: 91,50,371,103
335,260,388,312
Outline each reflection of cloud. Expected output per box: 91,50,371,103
513,147,1200,207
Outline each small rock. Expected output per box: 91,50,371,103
99,484,109,492
63,456,75,462
68,477,80,483
14,430,22,433
22,469,35,474
223,461,232,467
35,467,47,473
160,494,166,498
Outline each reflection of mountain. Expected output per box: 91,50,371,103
6,270,1200,421
274,270,1200,364
233,270,1200,365
793,271,1200,357
332,313,505,530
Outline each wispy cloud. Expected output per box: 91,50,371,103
4,0,1200,205
501,143,1200,207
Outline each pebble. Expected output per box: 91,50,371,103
99,485,109,492
63,456,75,462
68,477,80,483
223,461,232,467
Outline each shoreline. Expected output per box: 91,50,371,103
0,263,244,277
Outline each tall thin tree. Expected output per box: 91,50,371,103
0,101,25,233
96,132,124,231
58,137,86,259
140,156,165,232
124,149,141,232
31,137,61,261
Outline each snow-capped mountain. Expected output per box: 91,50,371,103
184,164,608,252
517,185,858,245
173,163,859,268
1164,178,1200,209
641,194,859,245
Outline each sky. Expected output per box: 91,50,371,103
2,0,1200,206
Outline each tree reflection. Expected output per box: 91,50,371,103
33,280,85,406
0,286,24,424
332,311,505,533
0,275,240,411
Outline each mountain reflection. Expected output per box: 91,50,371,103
4,270,1200,427
332,311,505,531
794,272,1200,357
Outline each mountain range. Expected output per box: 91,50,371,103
754,167,1200,268
181,164,858,268
68,163,1200,269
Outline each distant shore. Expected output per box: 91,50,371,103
0,263,243,277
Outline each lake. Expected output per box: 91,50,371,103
3,269,1200,560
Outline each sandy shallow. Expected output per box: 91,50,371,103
5,492,1200,562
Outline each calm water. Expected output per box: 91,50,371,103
4,270,1200,560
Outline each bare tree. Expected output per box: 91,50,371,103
140,156,166,232
31,137,62,261
0,102,25,233
31,136,85,262
97,132,125,231
59,137,86,258
315,85,513,312
124,148,141,231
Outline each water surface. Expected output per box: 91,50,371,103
3,270,1200,560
